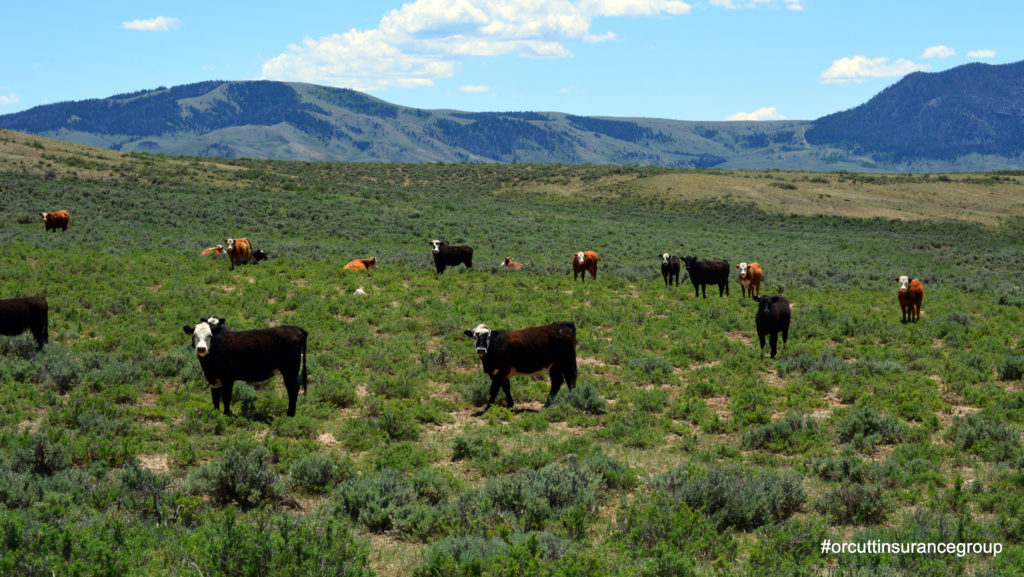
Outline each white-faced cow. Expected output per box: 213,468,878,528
430,239,473,274
0,297,48,351
41,210,69,232
737,262,763,298
895,275,924,323
660,253,681,286
573,251,598,282
754,292,791,359
464,321,577,413
682,256,730,298
183,318,308,417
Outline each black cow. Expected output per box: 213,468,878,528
252,249,269,263
0,297,48,351
660,253,681,286
754,292,791,359
464,321,577,413
183,318,308,416
429,239,473,274
682,256,730,298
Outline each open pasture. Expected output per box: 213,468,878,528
1,130,1024,575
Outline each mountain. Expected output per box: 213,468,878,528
3,60,1024,171
806,60,1024,164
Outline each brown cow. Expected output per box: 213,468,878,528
572,251,598,282
225,238,252,270
344,257,377,271
200,245,225,257
41,211,69,232
737,262,763,298
501,257,524,271
896,275,924,323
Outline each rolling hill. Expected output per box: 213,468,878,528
3,60,1024,171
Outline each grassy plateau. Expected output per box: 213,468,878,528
1,129,1024,576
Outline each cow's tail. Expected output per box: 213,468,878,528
301,330,308,396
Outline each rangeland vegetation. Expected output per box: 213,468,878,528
1,129,1024,575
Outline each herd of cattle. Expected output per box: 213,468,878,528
4,215,924,417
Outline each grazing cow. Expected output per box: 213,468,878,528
501,257,524,271
572,251,598,282
200,245,225,258
225,238,252,270
737,262,763,298
0,297,48,351
252,249,269,264
660,253,681,286
464,321,578,413
40,210,70,232
183,318,308,417
754,291,791,359
682,256,730,298
896,275,924,323
344,257,377,271
429,239,473,274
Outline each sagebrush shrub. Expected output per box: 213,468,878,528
188,440,280,507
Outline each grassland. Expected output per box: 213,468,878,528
1,128,1024,576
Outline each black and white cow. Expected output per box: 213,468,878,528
183,318,308,417
429,239,473,274
682,256,731,298
464,321,577,413
660,253,681,286
252,248,269,264
754,292,791,359
0,296,48,351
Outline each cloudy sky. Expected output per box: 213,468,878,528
1,1,1015,121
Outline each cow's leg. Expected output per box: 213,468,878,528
769,333,779,359
546,367,565,406
222,382,234,416
211,386,222,412
284,373,300,417
484,370,511,411
502,380,513,409
758,332,767,356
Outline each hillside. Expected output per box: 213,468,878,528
2,134,1024,575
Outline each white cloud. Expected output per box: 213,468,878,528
710,0,804,9
819,55,928,84
921,45,954,59
968,49,996,59
0,93,19,106
460,84,490,92
726,107,785,121
262,0,691,90
122,16,182,31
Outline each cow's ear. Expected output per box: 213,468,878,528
183,325,194,335
463,329,474,338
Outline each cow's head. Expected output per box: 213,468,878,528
738,262,749,277
40,212,49,222
183,317,226,357
661,253,671,265
502,257,512,267
253,249,269,262
896,275,910,292
576,251,585,264
226,238,236,251
682,256,697,269
429,239,446,254
464,324,492,356
365,257,377,268
754,295,777,315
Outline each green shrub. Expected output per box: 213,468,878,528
616,490,732,564
11,429,73,477
188,440,280,507
838,407,903,451
290,453,340,493
815,482,888,524
549,383,608,415
944,413,1020,462
812,447,866,483
744,517,828,577
334,467,457,538
742,412,819,452
998,355,1024,381
452,433,502,462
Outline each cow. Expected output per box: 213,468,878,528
183,318,308,417
200,245,225,257
573,251,598,282
737,262,763,298
464,321,578,413
344,257,377,271
0,297,48,351
754,291,791,359
896,275,924,323
682,256,730,298
501,257,524,271
429,239,473,274
660,253,681,286
252,249,269,264
41,211,69,232
225,238,252,270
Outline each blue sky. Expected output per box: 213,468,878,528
2,1,1017,121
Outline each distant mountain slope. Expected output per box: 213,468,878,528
806,61,1024,162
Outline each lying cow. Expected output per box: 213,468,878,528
430,239,473,274
754,292,791,359
501,257,524,271
682,256,730,298
737,262,763,298
183,318,308,416
573,251,598,282
464,321,577,413
660,253,681,286
0,297,48,351
252,248,269,264
896,275,924,323
344,257,377,271
225,238,252,270
41,210,70,232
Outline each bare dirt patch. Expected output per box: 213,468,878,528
138,454,169,474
